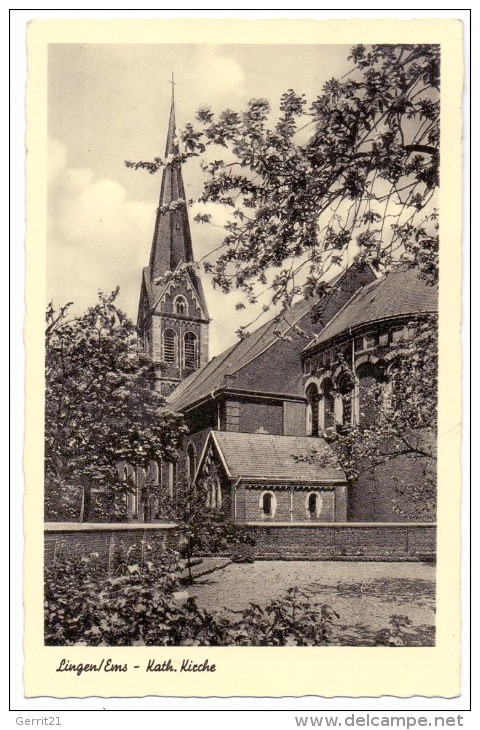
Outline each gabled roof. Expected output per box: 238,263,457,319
205,431,346,483
167,262,376,411
138,259,208,327
303,267,438,353
168,295,318,411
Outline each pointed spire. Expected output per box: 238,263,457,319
148,78,209,315
165,73,178,157
149,75,192,277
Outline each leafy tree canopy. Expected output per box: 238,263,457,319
129,44,439,329
45,289,187,521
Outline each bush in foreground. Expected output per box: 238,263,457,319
45,547,424,647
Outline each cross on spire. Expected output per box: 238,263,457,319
149,72,205,293
169,72,176,105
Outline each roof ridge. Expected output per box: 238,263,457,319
303,276,370,353
215,431,328,442
304,267,437,351
226,297,315,378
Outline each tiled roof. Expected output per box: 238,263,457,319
167,263,376,411
168,295,318,410
303,268,438,353
211,431,346,482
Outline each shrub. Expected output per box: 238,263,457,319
227,588,339,646
45,547,422,647
45,549,338,646
374,614,415,646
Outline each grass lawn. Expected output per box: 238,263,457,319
188,560,435,646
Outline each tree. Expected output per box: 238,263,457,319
180,45,440,516
128,46,439,331
162,477,254,584
45,289,187,522
184,44,439,312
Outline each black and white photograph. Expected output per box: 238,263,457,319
19,16,464,701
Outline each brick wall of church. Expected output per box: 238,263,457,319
235,485,344,522
199,322,209,368
348,453,434,522
283,401,306,436
244,523,436,560
45,522,435,564
150,314,162,363
238,400,283,434
218,398,291,435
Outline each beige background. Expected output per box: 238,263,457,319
25,18,463,698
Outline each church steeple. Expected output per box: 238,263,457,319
138,79,210,396
149,77,195,280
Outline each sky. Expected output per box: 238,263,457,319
47,43,354,356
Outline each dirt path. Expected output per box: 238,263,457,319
188,560,435,646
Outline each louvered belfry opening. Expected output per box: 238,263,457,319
163,329,177,365
184,331,198,369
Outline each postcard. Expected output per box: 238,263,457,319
24,17,463,698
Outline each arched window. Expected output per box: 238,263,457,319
186,443,197,482
162,329,177,365
337,373,354,426
322,379,335,430
306,384,319,437
262,493,272,517
183,332,198,369
260,491,276,519
205,477,222,509
358,363,383,426
174,295,188,315
307,492,320,519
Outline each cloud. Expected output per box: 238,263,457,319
48,138,67,184
194,48,246,103
47,137,154,319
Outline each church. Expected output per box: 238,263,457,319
130,92,437,529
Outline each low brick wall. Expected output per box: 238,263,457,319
44,522,179,572
44,521,436,567
244,522,436,561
